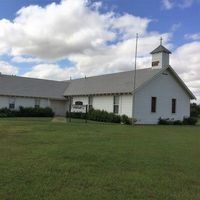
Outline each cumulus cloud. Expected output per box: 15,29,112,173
170,23,181,32
0,61,18,75
11,56,42,63
179,0,194,8
0,0,149,60
171,41,200,101
0,0,171,76
162,0,174,10
24,64,80,80
162,0,197,9
185,33,200,40
0,0,164,61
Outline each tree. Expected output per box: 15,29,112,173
190,103,200,118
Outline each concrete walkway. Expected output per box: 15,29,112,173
52,116,67,123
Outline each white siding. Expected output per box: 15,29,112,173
0,95,68,116
134,69,190,124
0,96,49,109
0,96,9,108
71,95,133,117
93,96,113,112
152,52,169,69
120,95,133,117
50,100,67,116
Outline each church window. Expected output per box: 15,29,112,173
172,98,176,114
88,96,93,110
151,97,157,113
113,96,119,114
35,99,40,108
9,98,15,110
152,61,159,67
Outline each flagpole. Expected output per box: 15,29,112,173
132,33,139,125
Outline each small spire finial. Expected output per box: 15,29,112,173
160,37,163,45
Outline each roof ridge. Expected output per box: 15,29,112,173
150,45,171,54
70,67,154,81
0,74,66,83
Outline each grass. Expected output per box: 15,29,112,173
0,118,200,200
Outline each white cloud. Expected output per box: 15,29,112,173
0,0,172,76
11,56,42,63
0,61,18,75
171,41,200,102
0,0,158,61
162,0,174,10
185,33,200,40
179,0,194,8
24,64,80,80
162,0,197,9
170,23,181,32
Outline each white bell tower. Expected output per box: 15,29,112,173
150,38,171,69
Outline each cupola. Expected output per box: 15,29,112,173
150,38,171,69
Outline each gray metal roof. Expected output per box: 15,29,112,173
64,68,161,96
0,74,69,100
150,45,171,54
0,66,195,100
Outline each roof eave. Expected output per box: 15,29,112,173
167,66,196,100
132,66,196,100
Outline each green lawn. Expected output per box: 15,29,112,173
0,118,200,200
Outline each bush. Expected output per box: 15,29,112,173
0,107,54,118
183,117,198,125
121,115,132,125
190,103,200,118
158,118,173,125
0,108,17,117
173,120,183,125
66,111,86,119
88,109,121,123
67,109,131,124
158,117,197,125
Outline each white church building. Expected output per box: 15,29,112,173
0,43,196,124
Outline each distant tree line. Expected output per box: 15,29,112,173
190,103,200,118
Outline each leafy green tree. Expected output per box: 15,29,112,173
190,103,200,118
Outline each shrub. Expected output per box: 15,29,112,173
190,103,200,118
158,117,197,125
0,108,17,117
67,109,131,124
121,115,132,125
88,109,121,123
0,107,54,118
158,118,173,125
183,117,198,125
173,120,183,125
66,111,85,119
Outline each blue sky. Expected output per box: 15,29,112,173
0,0,199,100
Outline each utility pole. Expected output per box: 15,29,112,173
132,33,139,125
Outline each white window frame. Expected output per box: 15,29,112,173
113,96,119,114
9,97,15,110
88,96,93,110
35,99,40,108
172,98,176,114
